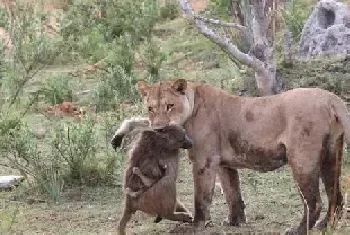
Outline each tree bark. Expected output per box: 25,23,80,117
178,0,278,96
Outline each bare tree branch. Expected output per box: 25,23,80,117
193,15,248,35
178,0,266,74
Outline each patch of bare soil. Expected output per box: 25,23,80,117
189,0,209,12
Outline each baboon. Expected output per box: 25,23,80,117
112,124,194,235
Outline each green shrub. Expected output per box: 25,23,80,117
283,0,310,41
280,59,350,98
160,1,180,20
59,0,160,64
0,115,123,201
50,116,98,186
93,65,138,112
42,74,74,105
142,36,167,81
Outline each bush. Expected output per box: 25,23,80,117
0,115,123,202
159,1,180,20
0,120,65,201
42,74,74,105
50,116,123,188
59,0,160,64
283,0,310,41
280,59,350,98
93,65,138,112
142,36,167,81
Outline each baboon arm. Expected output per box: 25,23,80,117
111,117,150,149
125,187,143,197
156,159,178,184
134,171,158,187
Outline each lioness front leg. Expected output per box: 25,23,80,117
192,157,218,229
218,167,246,226
132,167,157,187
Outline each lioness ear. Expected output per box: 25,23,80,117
136,80,150,98
172,79,187,94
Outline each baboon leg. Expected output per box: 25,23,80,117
286,150,322,235
218,167,246,226
124,187,143,198
154,200,191,223
153,214,162,223
161,212,193,223
175,200,190,213
192,158,217,229
316,135,344,230
133,167,158,187
117,198,135,235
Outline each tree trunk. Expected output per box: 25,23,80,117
178,0,278,96
249,0,277,95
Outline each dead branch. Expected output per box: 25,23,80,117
193,15,248,35
178,0,266,75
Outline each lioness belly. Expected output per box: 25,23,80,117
222,142,288,172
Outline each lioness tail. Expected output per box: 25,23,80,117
330,96,350,146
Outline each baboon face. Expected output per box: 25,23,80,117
143,125,194,150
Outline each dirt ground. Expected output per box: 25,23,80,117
1,150,350,234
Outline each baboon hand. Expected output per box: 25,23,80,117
132,167,141,175
124,187,132,194
111,134,124,150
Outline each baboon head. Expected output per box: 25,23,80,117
142,124,194,151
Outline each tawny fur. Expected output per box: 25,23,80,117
118,79,350,234
114,125,193,235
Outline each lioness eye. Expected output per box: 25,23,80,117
167,104,174,111
148,106,153,112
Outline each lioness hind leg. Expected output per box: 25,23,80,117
218,167,246,226
286,150,322,235
316,135,344,230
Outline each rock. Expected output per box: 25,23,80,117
298,0,350,59
0,175,25,191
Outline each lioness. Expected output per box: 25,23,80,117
116,79,350,234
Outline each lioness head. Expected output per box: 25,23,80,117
136,79,194,129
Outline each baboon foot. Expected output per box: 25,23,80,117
284,226,307,235
154,214,162,223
